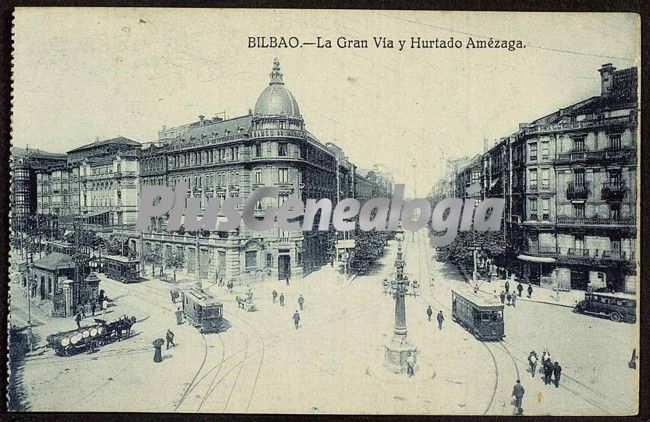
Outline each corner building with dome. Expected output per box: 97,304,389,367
138,59,390,285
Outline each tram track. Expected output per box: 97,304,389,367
416,230,619,415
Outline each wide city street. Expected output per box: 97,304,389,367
10,232,638,415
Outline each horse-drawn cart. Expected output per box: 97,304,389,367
46,316,137,356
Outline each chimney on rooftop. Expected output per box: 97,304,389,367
199,115,205,125
599,63,616,98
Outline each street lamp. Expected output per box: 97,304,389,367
384,226,418,374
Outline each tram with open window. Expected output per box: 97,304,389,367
452,288,504,341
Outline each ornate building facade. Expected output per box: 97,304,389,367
138,59,388,285
452,64,638,293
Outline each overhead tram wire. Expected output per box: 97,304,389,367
372,12,635,63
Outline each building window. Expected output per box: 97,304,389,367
541,198,550,221
529,142,537,161
541,168,549,190
609,133,621,150
255,170,262,184
245,251,257,269
278,142,288,157
573,169,585,185
529,198,538,220
279,193,289,206
573,136,585,152
266,253,273,268
573,203,585,218
278,168,289,184
255,143,262,157
528,169,537,190
541,141,549,159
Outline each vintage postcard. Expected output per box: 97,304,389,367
8,8,640,415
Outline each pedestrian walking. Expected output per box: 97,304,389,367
505,280,510,294
512,379,525,415
436,310,444,330
166,329,176,349
170,290,176,303
552,361,562,388
511,292,517,307
153,338,164,363
500,290,506,304
517,282,523,297
175,307,184,325
75,312,82,329
527,283,533,299
528,351,538,377
286,273,290,286
543,359,553,385
406,353,416,377
102,298,108,315
506,292,512,306
272,289,278,303
80,303,86,319
293,310,300,329
298,294,305,310
426,305,433,322
279,292,285,307
91,301,96,316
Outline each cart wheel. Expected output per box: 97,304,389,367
626,314,636,324
610,312,622,322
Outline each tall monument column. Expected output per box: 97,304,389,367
384,227,418,374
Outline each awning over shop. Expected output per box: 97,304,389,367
517,254,556,264
83,211,110,219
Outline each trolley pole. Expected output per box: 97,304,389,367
195,232,202,291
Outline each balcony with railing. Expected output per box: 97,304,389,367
556,215,636,227
555,147,635,164
566,182,590,200
601,181,627,201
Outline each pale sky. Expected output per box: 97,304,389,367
12,9,640,195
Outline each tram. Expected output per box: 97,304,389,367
452,288,504,341
180,288,224,333
103,255,140,283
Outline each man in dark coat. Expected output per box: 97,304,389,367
552,362,562,387
500,290,506,304
436,311,444,330
543,359,553,385
426,305,433,322
293,311,300,329
504,280,510,294
91,301,96,316
272,290,278,303
517,283,523,297
286,273,290,286
512,379,525,415
279,293,285,307
527,283,533,298
75,312,82,329
166,329,176,349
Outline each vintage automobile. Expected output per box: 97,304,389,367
452,288,504,341
46,315,137,356
573,291,636,323
180,288,224,333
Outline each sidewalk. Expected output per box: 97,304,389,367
451,263,583,309
478,278,583,309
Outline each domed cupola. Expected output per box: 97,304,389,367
254,58,301,118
